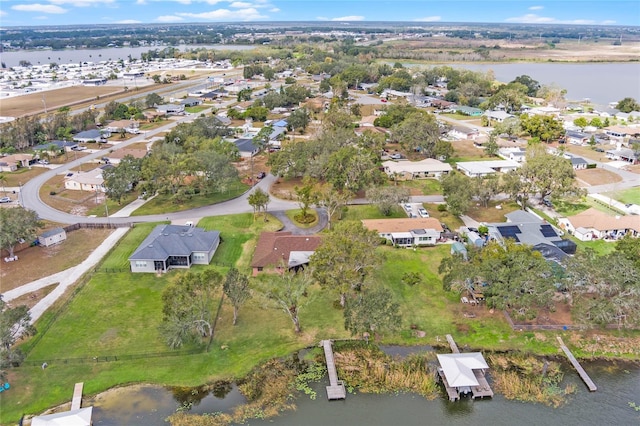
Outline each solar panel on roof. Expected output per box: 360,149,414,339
498,225,521,242
540,224,557,238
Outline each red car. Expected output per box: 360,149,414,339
381,99,387,103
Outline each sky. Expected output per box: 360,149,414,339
0,1,638,27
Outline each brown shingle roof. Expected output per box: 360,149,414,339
251,232,322,268
567,208,640,233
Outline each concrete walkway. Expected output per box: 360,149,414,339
4,227,129,324
109,194,156,218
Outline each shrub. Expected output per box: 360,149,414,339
437,204,447,212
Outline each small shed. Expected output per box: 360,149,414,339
39,228,67,247
450,241,468,260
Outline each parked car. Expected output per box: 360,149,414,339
0,196,11,203
404,203,412,212
389,153,402,159
418,208,429,218
256,171,266,179
38,159,49,165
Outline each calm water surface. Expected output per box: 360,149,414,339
0,45,256,68
90,360,640,426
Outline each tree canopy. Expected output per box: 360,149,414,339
1,296,35,381
0,207,42,258
160,270,224,351
311,221,382,306
439,240,556,320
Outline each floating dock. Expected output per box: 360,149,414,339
320,340,346,400
556,336,597,392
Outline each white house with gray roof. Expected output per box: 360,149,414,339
129,225,220,273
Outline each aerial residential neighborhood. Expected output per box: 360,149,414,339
0,11,639,426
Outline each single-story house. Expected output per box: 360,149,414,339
251,232,322,276
456,159,520,177
181,97,202,107
558,208,640,241
104,120,140,134
213,115,232,126
268,126,287,146
497,147,526,163
105,148,148,165
567,155,589,170
234,138,259,158
64,166,108,192
32,407,93,426
129,224,221,273
33,140,78,154
606,147,638,164
362,218,443,247
430,99,456,110
483,110,514,123
73,129,109,143
455,106,483,116
273,119,288,128
565,130,590,145
38,227,67,247
201,89,228,100
448,126,479,141
382,158,452,180
156,104,185,115
0,153,34,172
487,210,576,261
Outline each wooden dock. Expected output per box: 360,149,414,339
446,334,460,353
557,336,597,392
437,368,460,401
471,369,494,399
71,382,84,411
320,340,346,400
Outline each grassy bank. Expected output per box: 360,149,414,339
3,212,639,423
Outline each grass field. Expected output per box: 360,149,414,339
606,187,640,206
132,181,250,216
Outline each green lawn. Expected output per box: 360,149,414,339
341,205,407,221
397,179,442,195
132,182,250,216
605,187,640,206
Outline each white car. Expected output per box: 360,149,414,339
0,196,11,203
418,208,429,218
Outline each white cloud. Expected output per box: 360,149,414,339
0,10,6,17
414,16,441,22
178,7,267,21
505,14,598,25
332,15,364,21
136,0,147,4
601,20,616,25
269,7,279,12
230,1,252,8
529,6,544,11
157,15,185,22
12,3,67,14
505,14,555,23
116,19,142,24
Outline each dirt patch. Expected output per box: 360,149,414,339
0,228,113,290
0,86,121,118
233,154,270,186
575,168,622,186
269,176,303,201
7,284,58,310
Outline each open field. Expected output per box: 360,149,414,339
575,168,622,186
1,228,113,290
380,39,640,62
0,86,121,118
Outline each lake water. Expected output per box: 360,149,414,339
0,44,256,68
89,359,640,425
445,62,640,108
